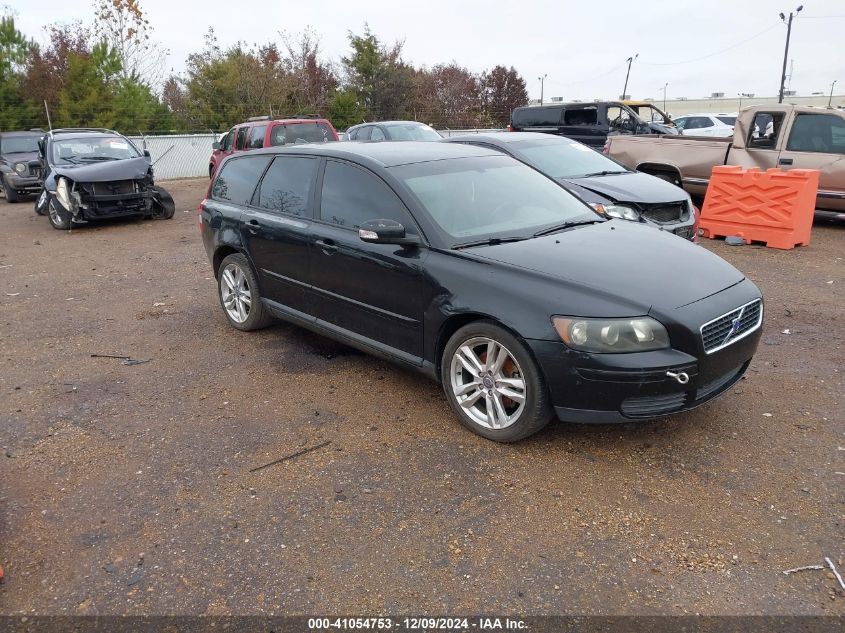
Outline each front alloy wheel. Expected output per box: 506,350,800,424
442,321,553,442
217,253,273,331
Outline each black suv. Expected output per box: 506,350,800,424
0,130,44,202
34,128,174,230
510,101,678,148
200,142,762,442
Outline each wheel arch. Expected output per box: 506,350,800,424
213,245,246,279
635,162,683,185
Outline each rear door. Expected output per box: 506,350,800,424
308,159,428,361
559,105,606,148
242,155,320,315
777,112,845,207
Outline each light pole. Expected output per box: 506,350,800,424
778,6,803,103
622,54,638,100
538,74,547,105
829,80,838,107
737,93,743,110
662,82,669,112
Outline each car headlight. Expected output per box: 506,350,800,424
56,177,72,210
14,162,27,174
552,316,670,353
590,202,640,222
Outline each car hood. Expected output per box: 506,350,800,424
467,221,743,312
560,171,687,205
2,150,39,164
52,157,151,182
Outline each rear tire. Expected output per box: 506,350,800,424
47,197,72,230
441,320,553,442
217,253,274,331
3,175,20,203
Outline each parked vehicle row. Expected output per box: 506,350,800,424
0,130,44,202
200,141,763,441
605,104,845,213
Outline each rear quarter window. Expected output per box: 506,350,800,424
211,156,272,205
512,107,563,127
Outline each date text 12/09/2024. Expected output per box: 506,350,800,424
308,617,528,630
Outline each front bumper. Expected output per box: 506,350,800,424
528,286,763,424
6,174,42,194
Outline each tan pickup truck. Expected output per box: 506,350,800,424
605,105,845,214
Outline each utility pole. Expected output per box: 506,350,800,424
538,74,547,106
662,82,669,113
778,6,803,103
830,80,838,107
622,54,638,100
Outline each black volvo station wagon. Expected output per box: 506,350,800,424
199,142,763,442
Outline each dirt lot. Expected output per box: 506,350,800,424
0,178,842,616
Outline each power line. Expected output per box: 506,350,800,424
639,23,781,66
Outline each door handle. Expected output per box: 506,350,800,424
778,158,793,165
247,218,260,234
315,239,338,254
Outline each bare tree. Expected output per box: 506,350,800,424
93,0,167,87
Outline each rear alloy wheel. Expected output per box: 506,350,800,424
47,197,72,230
442,321,553,442
217,253,273,331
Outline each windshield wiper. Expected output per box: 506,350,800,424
533,219,603,237
453,236,530,250
579,170,628,177
79,156,121,161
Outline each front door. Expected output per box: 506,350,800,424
308,159,427,361
728,111,785,172
241,155,320,315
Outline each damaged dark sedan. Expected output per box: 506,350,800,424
34,128,174,230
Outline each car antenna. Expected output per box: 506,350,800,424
44,100,53,136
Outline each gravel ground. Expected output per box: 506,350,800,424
0,179,842,616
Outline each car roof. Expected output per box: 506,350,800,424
348,120,431,129
50,131,124,140
677,113,733,117
244,140,501,167
237,118,332,127
444,131,575,146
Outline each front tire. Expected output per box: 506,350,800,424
3,175,20,203
47,197,72,230
217,253,273,331
441,321,553,442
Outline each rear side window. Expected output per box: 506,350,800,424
716,116,736,126
512,106,563,127
211,156,272,205
248,125,266,149
235,127,248,150
786,113,845,154
353,126,372,141
319,160,416,233
563,107,598,126
269,122,335,146
370,127,386,141
254,156,317,217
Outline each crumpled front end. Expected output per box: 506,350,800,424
56,175,156,221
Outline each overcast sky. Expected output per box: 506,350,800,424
6,0,845,101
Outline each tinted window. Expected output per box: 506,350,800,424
269,122,335,146
248,125,266,149
512,106,563,127
786,114,845,154
563,107,598,126
211,156,271,204
353,126,372,141
221,130,234,151
394,155,597,242
370,127,386,141
685,117,712,130
716,116,736,126
320,160,416,232
255,156,317,216
235,127,248,150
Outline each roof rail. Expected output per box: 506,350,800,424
247,116,270,122
289,113,321,119
50,127,119,136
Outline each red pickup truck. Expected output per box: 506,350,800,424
209,116,339,178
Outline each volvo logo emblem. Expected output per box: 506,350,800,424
723,306,746,345
482,375,495,389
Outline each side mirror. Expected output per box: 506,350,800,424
212,141,221,150
358,219,419,247
143,149,151,158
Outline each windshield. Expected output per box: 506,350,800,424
513,139,628,179
51,136,141,164
717,116,737,126
270,122,336,146
2,136,40,153
392,155,600,243
386,123,441,141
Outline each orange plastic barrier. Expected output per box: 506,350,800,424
699,166,820,249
